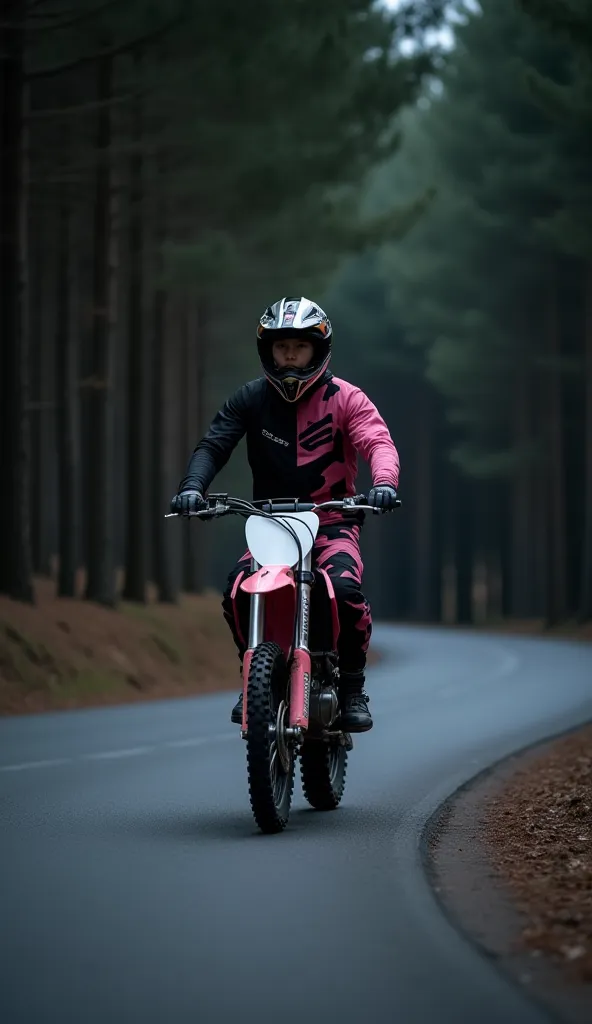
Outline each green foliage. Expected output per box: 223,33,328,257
26,0,450,361
141,0,446,304
325,0,592,486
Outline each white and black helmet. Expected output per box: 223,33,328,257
257,296,333,402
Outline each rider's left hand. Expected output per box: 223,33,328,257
368,484,398,511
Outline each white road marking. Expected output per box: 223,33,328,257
0,732,237,774
0,758,73,772
165,732,235,749
84,746,155,761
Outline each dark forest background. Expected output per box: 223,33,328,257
1,0,590,629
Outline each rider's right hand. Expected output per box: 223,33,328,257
170,489,206,515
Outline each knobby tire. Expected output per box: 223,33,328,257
300,737,347,811
245,641,294,834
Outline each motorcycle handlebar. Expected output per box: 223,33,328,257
165,493,401,519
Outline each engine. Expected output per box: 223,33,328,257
308,684,339,727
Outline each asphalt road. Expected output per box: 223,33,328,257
1,625,591,1024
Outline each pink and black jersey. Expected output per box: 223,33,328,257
179,372,400,525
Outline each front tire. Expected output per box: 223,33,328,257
245,642,295,833
300,738,347,811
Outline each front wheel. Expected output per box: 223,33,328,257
245,641,295,833
300,738,347,811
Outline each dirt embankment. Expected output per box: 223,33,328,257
0,578,240,715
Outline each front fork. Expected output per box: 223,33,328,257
240,554,312,734
240,557,262,734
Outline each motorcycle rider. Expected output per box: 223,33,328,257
171,297,400,732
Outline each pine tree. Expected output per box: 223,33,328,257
3,0,447,606
518,0,592,619
0,1,34,602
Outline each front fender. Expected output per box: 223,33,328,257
240,565,295,594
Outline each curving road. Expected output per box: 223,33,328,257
1,626,591,1024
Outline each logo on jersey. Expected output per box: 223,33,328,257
262,428,289,447
298,414,333,452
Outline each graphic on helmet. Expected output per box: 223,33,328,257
257,296,333,402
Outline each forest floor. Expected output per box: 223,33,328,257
484,724,592,985
428,722,592,1024
425,615,592,1021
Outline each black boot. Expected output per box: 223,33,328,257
231,691,243,725
231,659,244,724
339,670,373,733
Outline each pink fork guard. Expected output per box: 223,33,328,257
289,647,311,730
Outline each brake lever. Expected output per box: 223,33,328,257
163,508,215,519
345,504,381,515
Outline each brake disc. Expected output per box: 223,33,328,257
275,700,291,773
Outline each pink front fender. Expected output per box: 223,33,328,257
240,565,295,594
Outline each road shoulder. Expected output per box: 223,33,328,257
423,721,592,1024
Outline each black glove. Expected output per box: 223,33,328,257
170,489,206,515
368,484,398,511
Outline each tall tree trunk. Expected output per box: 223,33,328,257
532,457,548,619
159,292,184,600
371,374,411,620
498,491,512,619
151,179,179,603
29,201,51,576
580,263,592,621
473,480,493,623
37,203,57,576
55,129,78,598
544,265,568,627
152,293,178,602
438,448,457,624
183,298,205,594
0,2,34,602
84,55,118,606
430,409,444,624
412,381,441,621
454,471,474,625
123,53,148,602
510,364,536,616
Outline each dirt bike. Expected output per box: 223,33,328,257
166,492,401,834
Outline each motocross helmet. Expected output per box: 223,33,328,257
257,296,333,402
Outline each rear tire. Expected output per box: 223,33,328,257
300,738,347,811
245,642,295,833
